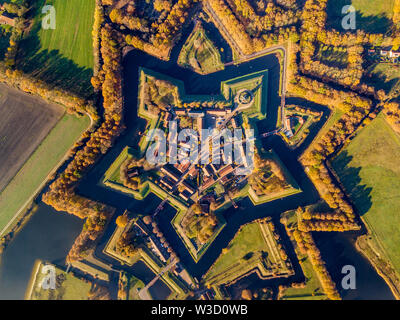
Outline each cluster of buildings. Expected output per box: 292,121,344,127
160,165,196,201
132,217,171,263
126,214,195,289
367,47,400,63
156,102,254,204
201,163,235,191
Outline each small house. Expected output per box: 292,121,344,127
391,51,400,58
0,12,16,27
380,50,389,56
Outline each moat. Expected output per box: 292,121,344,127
0,20,395,299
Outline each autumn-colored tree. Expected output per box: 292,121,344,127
116,214,129,228
241,289,252,300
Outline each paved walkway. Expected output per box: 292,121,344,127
138,258,178,300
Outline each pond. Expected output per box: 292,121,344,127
0,203,83,299
314,232,395,300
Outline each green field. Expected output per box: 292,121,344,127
0,113,90,235
37,0,94,69
178,23,224,74
364,63,400,95
127,275,145,300
281,248,326,300
281,253,326,300
315,44,348,69
27,261,92,300
326,0,395,33
204,219,292,286
205,222,266,280
331,114,400,273
17,0,95,97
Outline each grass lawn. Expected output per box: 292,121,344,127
205,222,267,280
17,0,95,97
364,63,400,95
326,0,395,33
221,70,268,121
0,113,90,235
204,219,292,286
331,114,400,273
315,44,348,69
27,261,91,300
178,23,224,74
281,255,326,300
127,275,145,300
37,0,94,69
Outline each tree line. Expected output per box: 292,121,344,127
286,38,372,224
44,16,125,262
281,215,341,300
107,0,198,60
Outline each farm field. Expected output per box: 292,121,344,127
17,0,95,97
331,114,400,274
0,109,90,235
0,83,63,192
326,0,395,33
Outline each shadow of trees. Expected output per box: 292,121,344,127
326,0,393,34
361,64,400,94
0,35,10,61
16,14,93,98
331,150,372,216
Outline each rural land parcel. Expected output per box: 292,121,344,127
0,84,89,234
332,114,400,274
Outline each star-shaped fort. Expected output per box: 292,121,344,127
1,0,400,302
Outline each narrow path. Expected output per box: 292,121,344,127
137,258,178,300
